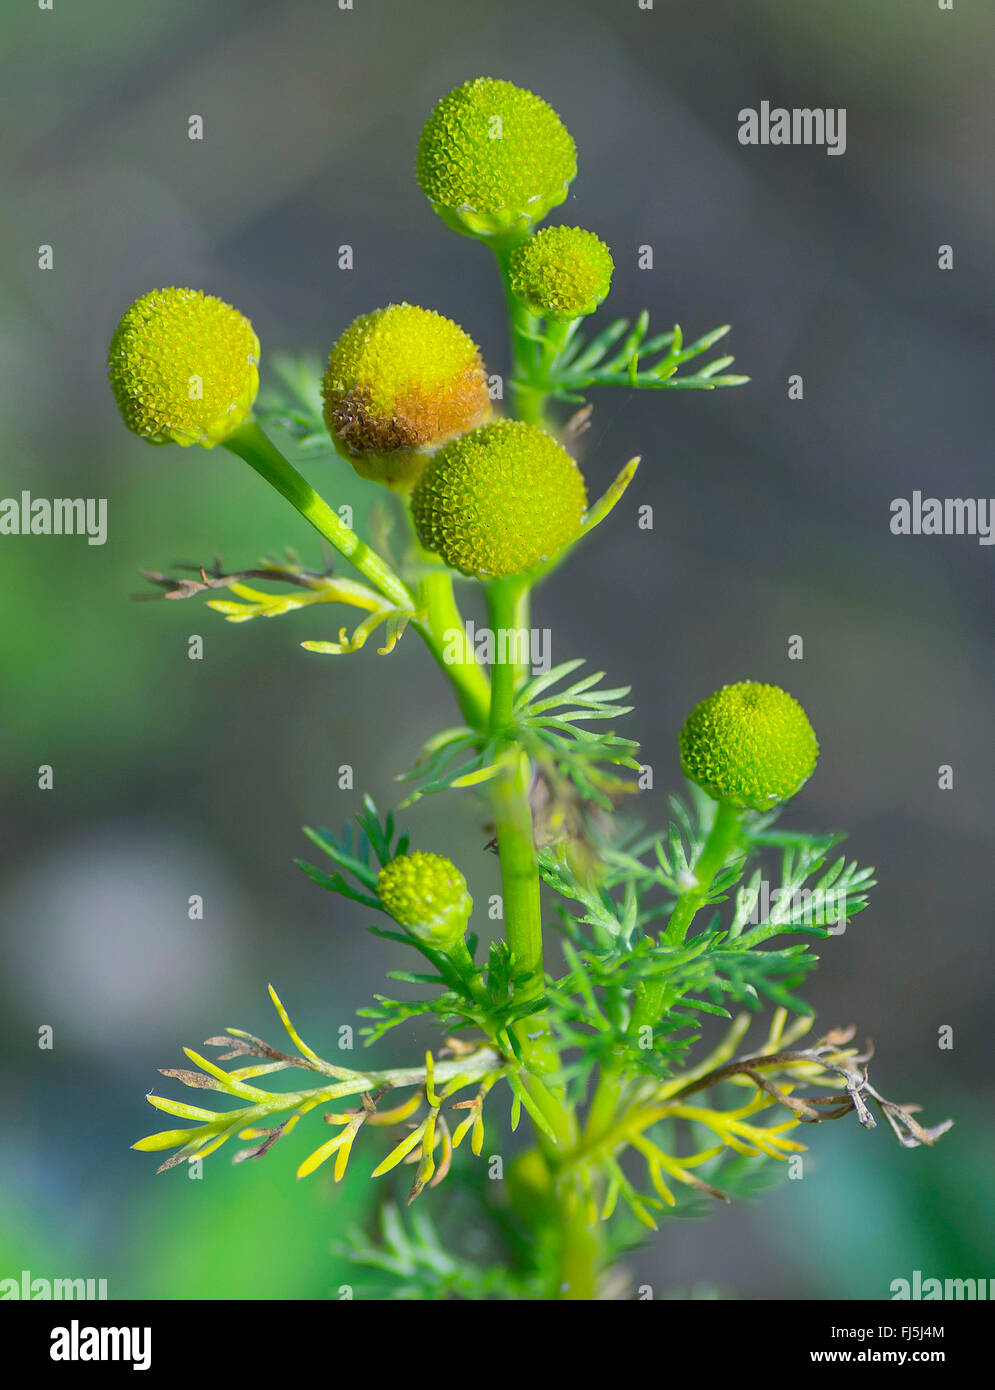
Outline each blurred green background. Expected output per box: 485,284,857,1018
1,0,993,1298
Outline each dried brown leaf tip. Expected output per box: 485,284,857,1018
674,1021,953,1148
137,553,334,601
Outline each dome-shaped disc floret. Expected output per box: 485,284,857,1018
679,682,819,811
322,303,490,488
416,77,577,239
377,852,472,950
108,288,259,448
410,420,587,579
508,227,614,319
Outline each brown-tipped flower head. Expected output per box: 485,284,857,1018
321,303,491,487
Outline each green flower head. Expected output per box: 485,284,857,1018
410,419,587,579
679,682,819,811
377,852,472,950
417,77,577,239
108,288,259,448
322,302,491,489
508,227,614,319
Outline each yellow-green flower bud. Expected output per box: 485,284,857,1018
679,682,819,811
321,303,491,488
410,420,587,579
416,77,577,239
108,288,259,448
377,852,472,950
508,227,614,319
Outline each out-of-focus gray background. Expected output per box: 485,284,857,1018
1,0,992,1299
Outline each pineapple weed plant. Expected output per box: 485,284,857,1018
114,78,950,1301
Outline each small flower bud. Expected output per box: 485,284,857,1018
410,420,587,580
377,852,472,950
321,303,491,488
679,682,819,811
417,77,577,240
108,288,259,448
508,227,614,319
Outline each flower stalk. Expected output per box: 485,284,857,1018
223,419,412,611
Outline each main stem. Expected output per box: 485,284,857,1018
485,250,609,1294
486,570,597,1296
486,577,545,1022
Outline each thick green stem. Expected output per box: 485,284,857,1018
486,578,542,998
507,1149,602,1300
483,578,576,1155
513,378,550,429
556,1202,602,1300
416,561,490,730
491,748,543,1000
486,578,529,732
584,1067,623,1142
